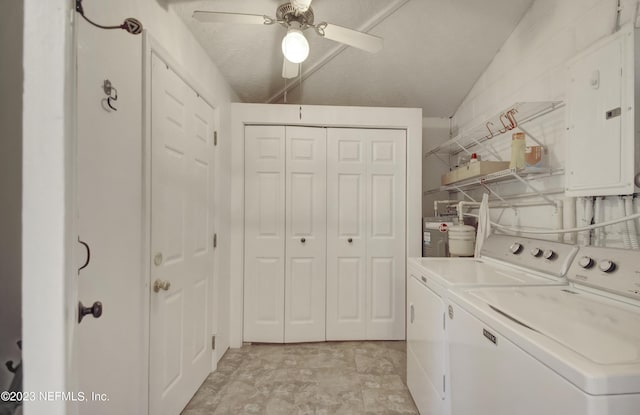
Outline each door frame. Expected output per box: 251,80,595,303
142,32,219,412
229,103,422,347
22,0,78,414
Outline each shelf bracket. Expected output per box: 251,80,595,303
480,181,515,211
454,141,473,155
518,125,547,154
451,186,477,202
432,153,450,167
510,171,555,205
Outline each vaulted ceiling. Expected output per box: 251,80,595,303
170,0,534,116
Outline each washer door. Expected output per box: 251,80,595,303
447,300,617,415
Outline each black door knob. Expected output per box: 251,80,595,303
301,238,306,243
78,301,103,323
348,238,353,243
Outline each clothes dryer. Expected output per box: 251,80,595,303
407,234,578,414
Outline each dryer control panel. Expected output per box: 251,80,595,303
568,245,640,300
480,234,579,278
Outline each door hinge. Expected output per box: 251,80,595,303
443,312,446,329
213,233,217,248
214,131,218,146
443,375,446,393
212,335,216,350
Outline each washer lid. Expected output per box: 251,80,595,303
410,258,563,287
462,286,640,394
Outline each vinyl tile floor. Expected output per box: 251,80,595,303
181,341,419,415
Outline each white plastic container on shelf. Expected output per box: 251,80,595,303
448,224,476,257
509,132,526,169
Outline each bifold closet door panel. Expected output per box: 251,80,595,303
326,129,368,340
244,125,286,343
366,129,406,340
284,126,327,342
326,128,406,341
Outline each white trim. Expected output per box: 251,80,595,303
22,0,77,413
229,103,422,347
141,31,152,415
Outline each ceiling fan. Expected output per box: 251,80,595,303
192,0,384,79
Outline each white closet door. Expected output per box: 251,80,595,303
366,129,406,339
244,125,286,343
284,126,327,342
149,54,214,415
326,129,368,340
326,128,406,341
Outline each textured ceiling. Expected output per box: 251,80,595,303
171,0,534,116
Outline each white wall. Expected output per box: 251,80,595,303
0,0,23,392
422,117,451,217
74,0,238,413
446,0,640,246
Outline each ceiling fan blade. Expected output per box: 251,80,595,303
282,58,299,79
192,11,273,25
317,23,383,53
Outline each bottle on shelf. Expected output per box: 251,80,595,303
510,132,525,169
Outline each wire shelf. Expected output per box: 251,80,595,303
424,101,564,157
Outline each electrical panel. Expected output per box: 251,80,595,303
565,24,640,196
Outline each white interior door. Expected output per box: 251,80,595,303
284,126,327,342
326,129,367,340
365,129,406,339
326,128,406,340
149,53,214,415
244,125,286,343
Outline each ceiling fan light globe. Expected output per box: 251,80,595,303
281,29,309,64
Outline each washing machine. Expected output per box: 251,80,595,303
406,234,578,415
447,245,640,414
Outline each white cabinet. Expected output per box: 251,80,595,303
566,24,640,196
326,128,406,340
244,125,406,342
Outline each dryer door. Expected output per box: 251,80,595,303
406,273,445,414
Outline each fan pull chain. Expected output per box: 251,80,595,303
284,77,288,104
298,63,303,99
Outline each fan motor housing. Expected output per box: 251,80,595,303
277,2,314,28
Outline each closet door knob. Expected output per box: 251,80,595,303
153,279,171,293
348,238,353,243
300,238,306,243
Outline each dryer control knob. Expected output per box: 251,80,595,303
578,256,594,269
510,242,523,254
599,260,616,273
543,249,556,260
530,248,542,257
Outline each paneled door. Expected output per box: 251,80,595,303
366,129,406,339
284,126,327,342
244,125,327,343
244,125,286,342
149,53,215,415
326,128,406,340
326,130,367,340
